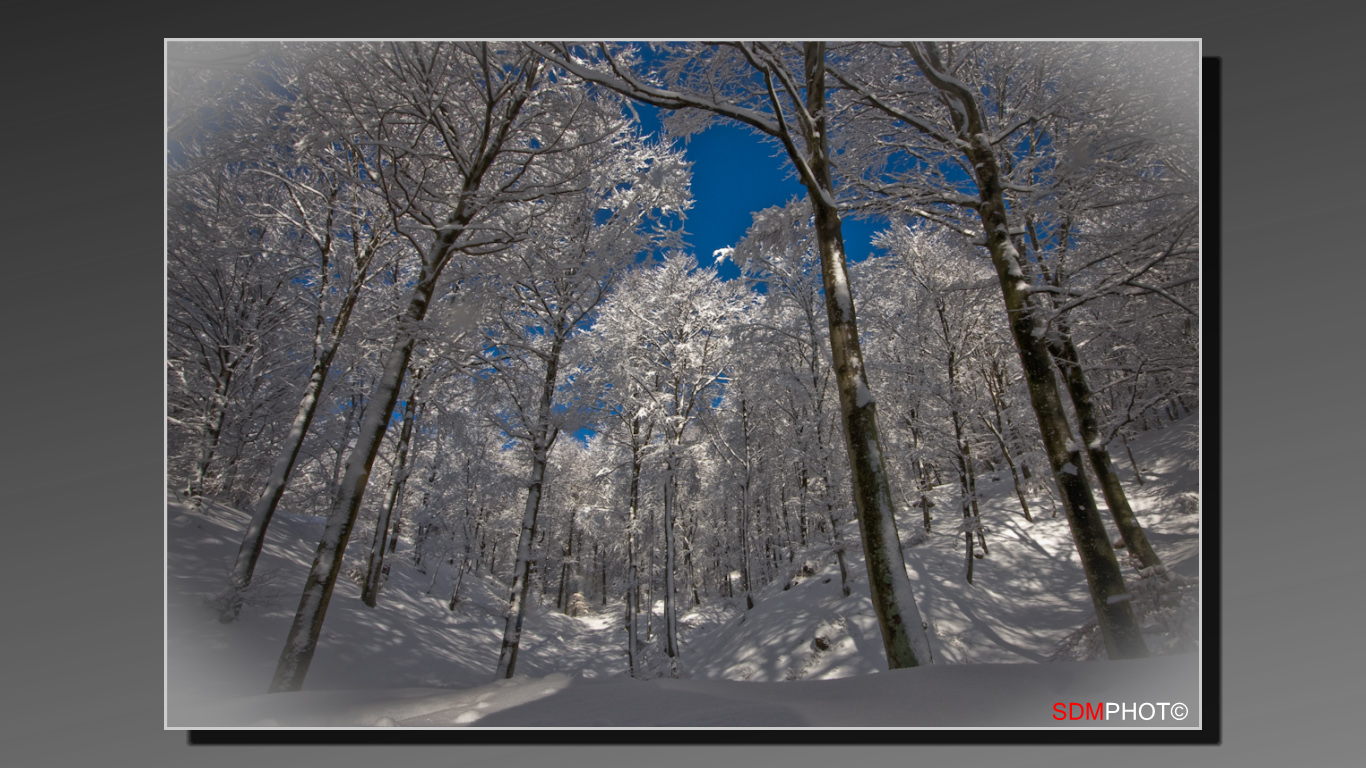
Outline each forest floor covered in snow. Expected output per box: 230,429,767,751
166,414,1202,730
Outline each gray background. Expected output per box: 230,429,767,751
6,9,1356,766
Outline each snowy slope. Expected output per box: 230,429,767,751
166,414,1201,729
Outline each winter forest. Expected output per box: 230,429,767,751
166,41,1202,729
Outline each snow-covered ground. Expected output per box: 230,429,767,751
167,414,1201,730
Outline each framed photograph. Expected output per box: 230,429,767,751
166,39,1212,743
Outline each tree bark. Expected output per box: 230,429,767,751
1049,331,1165,573
362,379,420,607
662,453,681,663
799,43,932,668
905,42,1146,659
495,333,565,679
738,397,754,609
267,275,431,692
218,360,323,620
557,508,577,614
219,218,378,621
626,422,643,675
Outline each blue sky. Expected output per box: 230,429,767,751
568,105,887,444
633,104,884,280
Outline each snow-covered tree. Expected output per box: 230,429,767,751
533,40,935,669
858,224,1002,583
828,41,1198,658
267,42,666,693
216,117,401,620
485,126,691,680
724,200,853,598
589,252,752,671
167,155,303,507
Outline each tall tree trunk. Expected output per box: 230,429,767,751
387,513,404,555
267,276,431,692
662,451,681,664
738,397,755,610
796,43,932,668
955,433,976,585
219,235,377,621
917,494,934,534
538,527,550,605
362,378,420,607
625,426,643,676
948,370,977,584
645,501,655,642
906,42,1146,659
495,333,565,679
495,437,551,679
1049,331,1165,573
966,445,988,557
557,508,577,614
268,169,498,691
218,359,325,620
